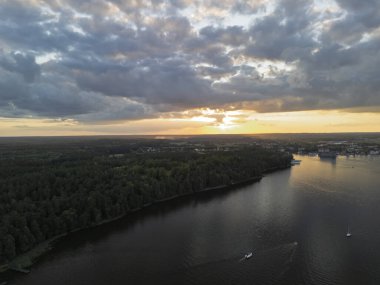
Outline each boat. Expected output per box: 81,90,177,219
346,225,352,237
291,159,301,165
245,252,253,259
318,149,337,158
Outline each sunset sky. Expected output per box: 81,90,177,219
0,0,380,136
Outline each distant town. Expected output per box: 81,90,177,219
105,133,380,158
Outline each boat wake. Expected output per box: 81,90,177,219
162,242,299,285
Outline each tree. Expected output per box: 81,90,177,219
4,234,16,260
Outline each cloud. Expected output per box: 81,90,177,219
0,52,41,82
0,0,379,125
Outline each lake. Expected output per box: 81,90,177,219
6,155,380,285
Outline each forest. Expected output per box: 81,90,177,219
0,137,292,263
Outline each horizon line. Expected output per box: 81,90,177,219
1,131,380,139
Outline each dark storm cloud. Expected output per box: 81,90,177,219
75,58,214,106
231,1,265,15
0,55,153,119
0,52,41,82
0,0,379,122
315,0,379,47
245,0,315,60
0,72,28,104
199,26,246,46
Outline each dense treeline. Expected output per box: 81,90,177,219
0,140,291,263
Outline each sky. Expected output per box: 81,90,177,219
0,0,380,136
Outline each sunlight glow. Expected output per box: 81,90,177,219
1,109,380,136
190,116,216,123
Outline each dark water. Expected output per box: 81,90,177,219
6,155,380,285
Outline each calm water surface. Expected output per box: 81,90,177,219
6,155,380,285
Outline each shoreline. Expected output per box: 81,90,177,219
0,164,290,274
